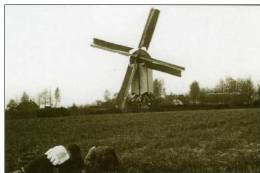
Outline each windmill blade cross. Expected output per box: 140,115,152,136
139,56,185,77
92,38,133,56
138,8,160,49
117,63,137,110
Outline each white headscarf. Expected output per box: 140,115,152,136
45,145,70,165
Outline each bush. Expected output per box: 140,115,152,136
253,99,260,107
6,100,39,119
83,106,120,115
36,107,70,117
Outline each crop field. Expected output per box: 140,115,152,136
5,108,260,173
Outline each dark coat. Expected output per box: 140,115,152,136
23,154,85,173
23,144,85,173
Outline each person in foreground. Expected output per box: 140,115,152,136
12,144,86,173
84,146,119,173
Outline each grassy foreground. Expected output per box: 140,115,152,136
5,108,260,173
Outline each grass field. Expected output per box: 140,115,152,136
5,108,260,173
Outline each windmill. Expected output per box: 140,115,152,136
91,8,185,110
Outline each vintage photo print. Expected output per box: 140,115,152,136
4,4,260,173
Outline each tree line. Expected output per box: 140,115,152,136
6,87,63,118
189,77,259,106
96,77,259,112
71,77,260,114
5,77,260,118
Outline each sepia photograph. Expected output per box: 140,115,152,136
4,4,260,173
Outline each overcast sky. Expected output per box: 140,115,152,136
5,5,260,106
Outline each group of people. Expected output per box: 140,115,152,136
11,144,119,173
127,92,154,111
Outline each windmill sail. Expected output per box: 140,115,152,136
138,8,160,49
139,56,185,77
92,38,133,56
117,63,137,110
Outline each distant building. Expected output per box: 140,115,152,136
172,99,183,105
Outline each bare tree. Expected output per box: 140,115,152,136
21,92,30,103
49,89,53,107
190,81,200,104
42,89,48,107
37,92,43,108
238,78,255,104
153,78,165,98
54,87,61,107
225,77,238,93
104,89,111,102
215,79,226,93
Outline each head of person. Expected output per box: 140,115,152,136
84,146,119,173
59,144,85,173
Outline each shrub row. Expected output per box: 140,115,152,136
5,102,260,119
5,107,70,119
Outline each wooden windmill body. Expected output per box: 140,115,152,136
91,8,185,110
